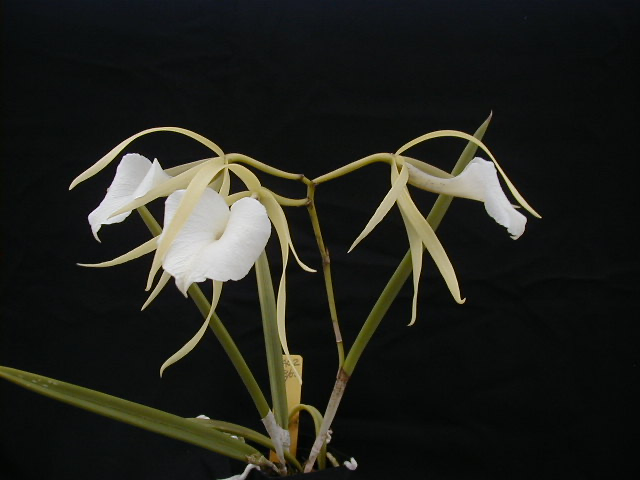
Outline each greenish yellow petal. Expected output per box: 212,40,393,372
159,280,223,377
348,162,409,253
397,189,464,304
70,127,225,190
141,271,172,311
77,236,158,268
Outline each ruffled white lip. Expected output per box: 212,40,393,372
88,153,170,241
161,188,272,295
406,157,527,239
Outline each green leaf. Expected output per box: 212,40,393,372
0,366,261,462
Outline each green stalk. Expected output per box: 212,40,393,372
289,404,327,470
136,206,270,418
254,251,289,429
306,182,344,369
227,153,305,181
312,153,394,185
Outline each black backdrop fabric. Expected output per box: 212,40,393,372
2,1,639,479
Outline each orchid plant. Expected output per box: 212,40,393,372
0,115,540,478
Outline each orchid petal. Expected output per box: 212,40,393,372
162,190,271,295
348,162,409,253
407,158,527,239
70,127,225,190
400,208,424,326
141,271,172,311
88,154,170,240
159,281,223,376
148,161,226,290
164,158,210,176
397,189,464,304
258,189,311,383
395,129,541,219
77,236,158,268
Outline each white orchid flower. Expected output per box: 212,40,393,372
162,188,271,296
349,130,540,325
77,141,313,377
88,153,171,241
404,157,527,239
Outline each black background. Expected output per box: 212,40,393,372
2,1,639,479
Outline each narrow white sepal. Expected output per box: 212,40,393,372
344,457,358,471
406,157,527,239
217,463,259,480
88,154,170,241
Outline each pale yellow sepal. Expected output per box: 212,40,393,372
70,127,225,190
397,189,464,304
164,158,210,177
159,280,223,377
348,161,409,253
396,130,541,219
400,156,453,179
399,208,424,326
141,271,172,311
77,236,158,268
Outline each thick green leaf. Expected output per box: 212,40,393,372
0,366,261,462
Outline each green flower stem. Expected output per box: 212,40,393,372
264,189,309,207
136,206,270,419
306,182,344,369
311,153,394,185
289,404,327,470
254,251,289,430
306,114,493,471
227,153,305,181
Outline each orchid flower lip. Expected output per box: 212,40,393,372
161,188,272,295
87,153,170,241
406,157,528,240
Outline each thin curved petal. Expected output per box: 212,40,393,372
69,126,225,190
77,236,158,268
141,271,172,310
397,189,464,304
88,154,169,240
159,280,223,377
348,163,409,253
407,158,527,239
